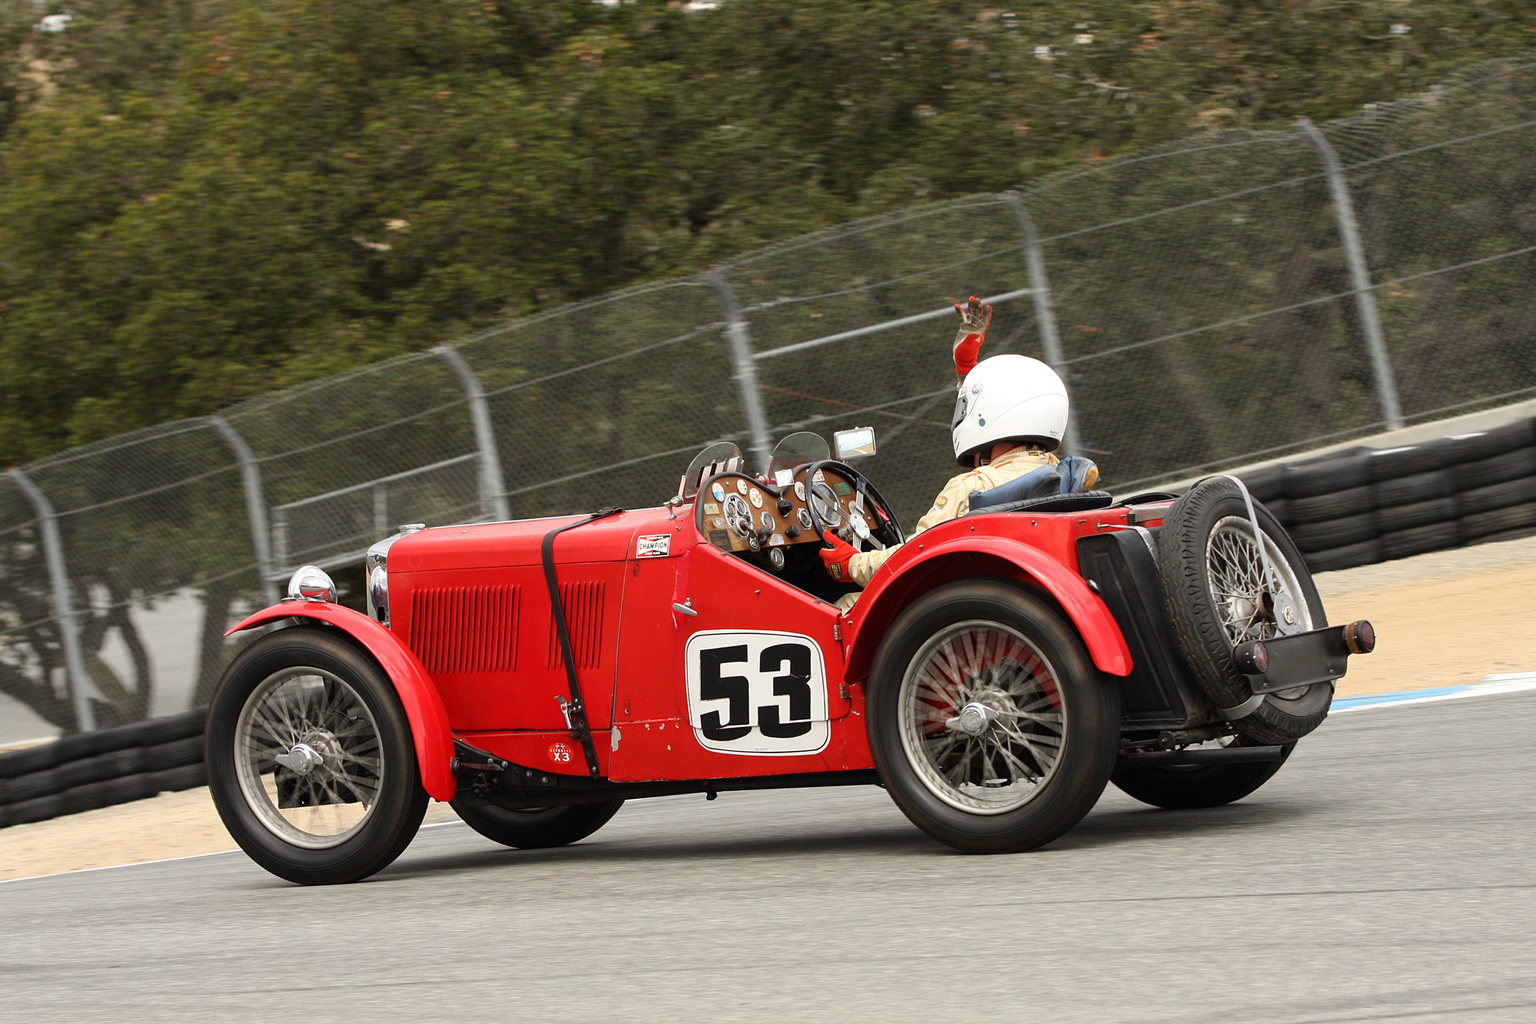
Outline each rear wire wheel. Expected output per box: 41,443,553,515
452,800,625,849
867,581,1120,853
1111,740,1295,809
206,628,428,885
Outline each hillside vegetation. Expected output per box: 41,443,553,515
2,0,1532,466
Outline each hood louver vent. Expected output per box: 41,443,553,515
410,585,520,675
548,580,605,670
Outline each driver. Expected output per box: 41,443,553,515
820,296,1093,602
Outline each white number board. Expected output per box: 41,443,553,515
684,630,830,755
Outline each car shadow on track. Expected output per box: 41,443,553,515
365,795,1321,884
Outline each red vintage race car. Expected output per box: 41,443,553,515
206,432,1374,884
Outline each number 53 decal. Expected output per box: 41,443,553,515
684,631,831,755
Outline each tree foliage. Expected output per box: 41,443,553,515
2,0,1534,466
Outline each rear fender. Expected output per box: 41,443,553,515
226,602,457,801
844,536,1133,685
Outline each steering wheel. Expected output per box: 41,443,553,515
802,461,903,556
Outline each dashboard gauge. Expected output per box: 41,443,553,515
794,480,806,502
768,547,786,570
723,494,751,536
748,488,763,509
808,482,843,529
760,511,775,530
736,478,749,495
797,508,813,531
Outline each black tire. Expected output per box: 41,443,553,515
1305,539,1382,573
452,800,625,849
1283,449,1368,498
1236,465,1285,503
1375,496,1457,534
1379,520,1462,560
866,580,1121,854
1462,501,1536,540
205,628,428,885
1458,475,1536,516
1372,468,1455,507
1368,440,1447,482
1447,418,1536,462
1454,447,1536,491
1112,742,1295,809
1288,486,1374,525
1288,513,1376,552
1158,478,1332,745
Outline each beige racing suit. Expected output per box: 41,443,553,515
835,445,1058,610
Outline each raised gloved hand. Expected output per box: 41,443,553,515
820,530,857,582
952,294,993,378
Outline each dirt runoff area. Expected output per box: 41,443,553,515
4,534,1535,884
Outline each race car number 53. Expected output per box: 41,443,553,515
684,631,831,755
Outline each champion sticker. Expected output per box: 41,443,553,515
795,481,806,501
711,483,726,502
548,742,573,765
636,534,672,558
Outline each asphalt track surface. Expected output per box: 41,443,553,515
3,692,1534,1024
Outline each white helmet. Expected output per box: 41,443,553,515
951,354,1069,465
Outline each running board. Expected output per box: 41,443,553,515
1119,745,1288,767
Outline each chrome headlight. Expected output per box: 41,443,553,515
364,524,423,626
287,565,337,604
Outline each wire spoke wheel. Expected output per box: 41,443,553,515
899,620,1066,815
207,628,428,885
1159,478,1332,745
234,666,384,849
868,581,1120,854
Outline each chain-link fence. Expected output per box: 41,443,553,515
4,61,1535,743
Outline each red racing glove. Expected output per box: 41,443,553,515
820,531,857,582
952,294,993,377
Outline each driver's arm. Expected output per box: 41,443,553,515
839,470,980,585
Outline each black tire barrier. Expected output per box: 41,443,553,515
1459,476,1536,515
1289,513,1378,551
1305,539,1385,573
1380,520,1464,561
1462,501,1536,540
1454,447,1536,491
1368,441,1450,481
0,708,209,830
1233,410,1536,576
1282,448,1370,498
1375,496,1459,534
1447,418,1536,462
1289,485,1374,524
1372,468,1457,507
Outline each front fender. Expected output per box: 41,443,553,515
226,602,457,802
845,534,1133,684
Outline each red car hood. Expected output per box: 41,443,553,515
386,506,683,572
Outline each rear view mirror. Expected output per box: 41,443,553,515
833,426,876,461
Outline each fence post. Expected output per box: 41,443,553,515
707,269,774,473
210,416,281,606
1297,118,1405,430
9,468,94,733
1004,193,1082,455
435,345,511,523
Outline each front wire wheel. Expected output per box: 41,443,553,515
207,629,428,885
869,581,1121,853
